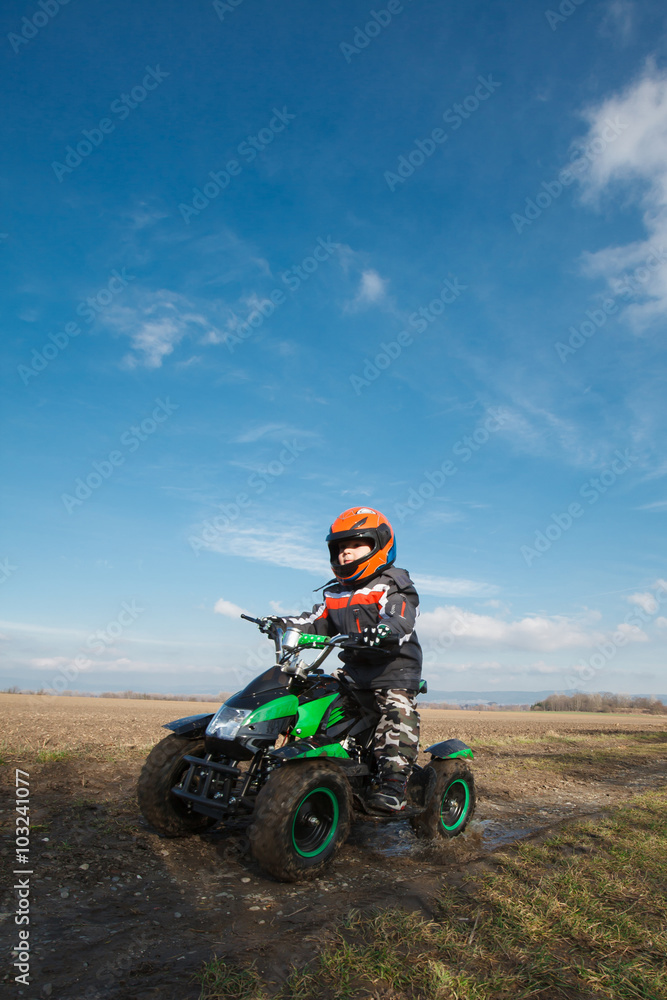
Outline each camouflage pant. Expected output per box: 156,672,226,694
371,688,420,781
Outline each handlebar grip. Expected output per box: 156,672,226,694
240,614,262,624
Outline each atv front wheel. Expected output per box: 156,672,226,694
137,734,216,837
410,759,476,840
249,762,352,881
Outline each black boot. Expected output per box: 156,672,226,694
366,776,407,812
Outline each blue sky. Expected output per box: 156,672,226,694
2,0,667,698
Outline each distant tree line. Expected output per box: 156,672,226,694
531,692,667,714
423,701,531,711
1,687,228,701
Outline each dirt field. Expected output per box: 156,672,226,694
1,695,666,999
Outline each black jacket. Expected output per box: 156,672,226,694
286,567,422,691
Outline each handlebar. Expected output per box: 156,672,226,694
240,613,349,674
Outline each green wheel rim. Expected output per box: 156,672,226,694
292,786,339,858
440,778,470,832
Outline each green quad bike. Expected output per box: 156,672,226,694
137,616,476,881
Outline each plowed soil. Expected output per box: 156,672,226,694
1,695,665,999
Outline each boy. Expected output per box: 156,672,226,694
274,507,422,812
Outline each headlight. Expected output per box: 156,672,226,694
206,705,251,740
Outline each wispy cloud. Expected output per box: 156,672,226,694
636,499,667,511
411,574,498,598
103,289,225,368
214,598,247,618
578,63,667,330
234,423,318,444
599,0,636,44
199,523,330,575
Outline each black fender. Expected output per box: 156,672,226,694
424,738,474,760
163,713,214,737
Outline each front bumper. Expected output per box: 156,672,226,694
171,755,252,819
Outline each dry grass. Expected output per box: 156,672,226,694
2,693,665,764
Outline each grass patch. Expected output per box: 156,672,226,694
0,742,156,766
36,748,72,763
475,729,667,783
196,958,264,999
198,788,667,999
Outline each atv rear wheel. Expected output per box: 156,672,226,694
137,734,217,837
410,759,476,840
249,761,352,881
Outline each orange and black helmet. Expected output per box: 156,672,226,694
326,507,396,584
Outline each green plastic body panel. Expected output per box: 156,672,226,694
301,744,350,758
294,694,337,737
246,694,299,725
298,633,330,648
447,748,474,760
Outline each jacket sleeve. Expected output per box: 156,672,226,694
282,602,334,637
378,572,419,647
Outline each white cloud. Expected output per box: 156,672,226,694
578,63,667,330
345,268,390,312
411,574,498,597
418,605,607,652
626,591,659,614
637,500,667,511
357,269,387,304
29,656,71,669
214,598,247,618
656,616,667,628
615,622,648,642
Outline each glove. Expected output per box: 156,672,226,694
348,624,394,648
258,615,286,633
